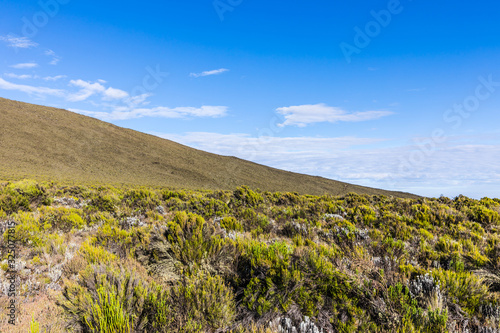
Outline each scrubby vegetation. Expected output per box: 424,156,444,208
1,180,499,332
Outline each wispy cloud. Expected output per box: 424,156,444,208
276,103,393,127
69,105,227,121
71,105,228,121
4,73,35,80
0,78,63,98
190,68,229,78
0,35,38,48
45,49,61,65
10,62,38,69
43,75,67,81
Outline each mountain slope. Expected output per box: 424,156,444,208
0,97,417,198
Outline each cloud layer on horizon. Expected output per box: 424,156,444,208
154,131,500,198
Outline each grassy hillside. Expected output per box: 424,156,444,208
0,97,416,198
0,179,498,332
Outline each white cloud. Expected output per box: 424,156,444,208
10,62,38,69
126,93,152,107
0,78,63,98
67,79,106,101
103,87,129,100
4,73,33,79
43,75,67,81
276,103,393,127
70,105,228,121
67,79,132,102
0,35,38,48
190,68,229,78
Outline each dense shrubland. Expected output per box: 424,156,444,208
0,180,499,332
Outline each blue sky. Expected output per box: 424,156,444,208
1,0,500,198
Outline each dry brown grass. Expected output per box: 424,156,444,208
0,97,418,198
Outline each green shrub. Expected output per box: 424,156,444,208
233,186,264,208
89,192,119,213
431,268,490,315
7,211,43,246
171,272,236,332
123,189,161,212
7,179,49,204
39,206,86,231
147,211,236,278
468,205,500,225
95,224,151,258
79,240,118,264
220,217,243,232
0,190,30,214
60,265,148,332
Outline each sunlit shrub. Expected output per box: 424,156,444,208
0,189,30,214
39,206,86,231
432,268,490,315
79,240,117,264
233,186,264,208
60,264,148,332
6,211,43,246
7,179,49,204
123,188,161,212
220,216,243,232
